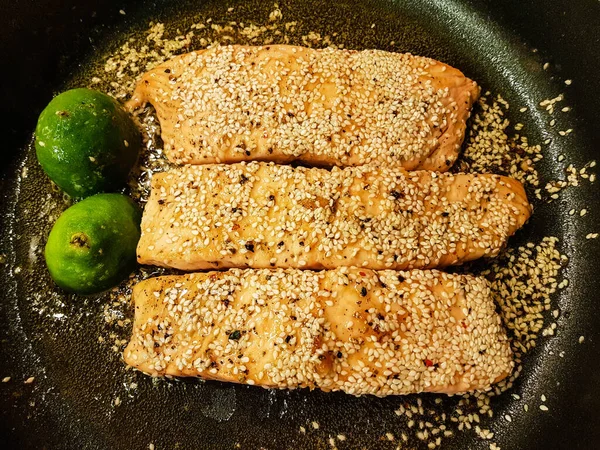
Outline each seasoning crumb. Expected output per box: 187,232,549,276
312,421,320,430
24,377,35,384
114,396,121,406
337,434,346,441
299,426,306,434
386,432,395,441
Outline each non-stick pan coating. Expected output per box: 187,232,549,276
1,0,600,448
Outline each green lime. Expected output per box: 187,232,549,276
45,193,141,295
35,88,141,198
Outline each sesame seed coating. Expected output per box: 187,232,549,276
126,45,480,170
137,162,531,271
123,267,513,396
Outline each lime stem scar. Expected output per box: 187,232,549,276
70,232,90,249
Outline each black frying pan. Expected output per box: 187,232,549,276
2,0,600,448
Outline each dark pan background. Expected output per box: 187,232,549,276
1,0,600,448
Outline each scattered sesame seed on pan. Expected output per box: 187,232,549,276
456,94,543,188
74,12,581,449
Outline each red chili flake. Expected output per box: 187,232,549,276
462,322,468,329
359,271,366,276
425,359,434,367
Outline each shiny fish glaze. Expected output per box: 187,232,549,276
126,45,479,170
137,162,531,271
124,268,512,396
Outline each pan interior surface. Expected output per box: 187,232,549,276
1,0,599,449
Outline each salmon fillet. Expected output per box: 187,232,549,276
126,45,480,170
137,162,531,271
124,268,512,396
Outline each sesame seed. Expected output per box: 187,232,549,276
565,79,572,85
24,377,35,384
312,421,320,429
2,377,10,383
539,405,549,411
579,336,585,344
